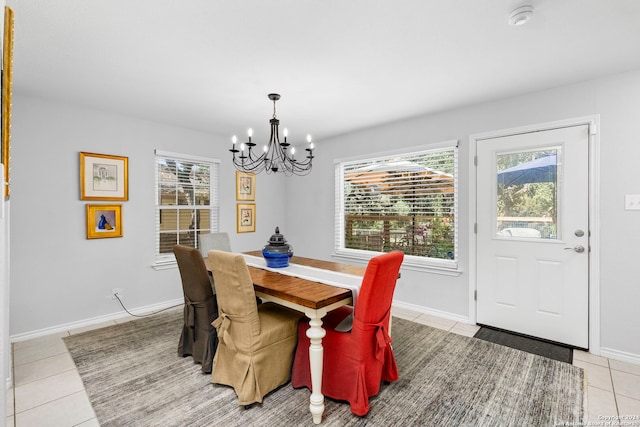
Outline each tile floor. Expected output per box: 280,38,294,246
5,306,640,426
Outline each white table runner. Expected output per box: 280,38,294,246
243,254,362,331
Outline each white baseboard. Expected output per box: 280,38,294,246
392,300,470,324
13,298,637,367
599,347,640,366
5,351,12,389
10,298,184,343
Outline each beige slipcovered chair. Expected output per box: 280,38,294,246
173,245,218,373
207,250,303,406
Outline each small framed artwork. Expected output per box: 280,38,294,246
86,204,123,239
236,171,255,201
236,203,256,233
80,152,129,201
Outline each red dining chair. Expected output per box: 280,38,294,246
291,251,404,416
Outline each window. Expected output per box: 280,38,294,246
154,150,219,267
496,147,559,239
335,141,458,271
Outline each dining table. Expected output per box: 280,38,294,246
204,250,366,424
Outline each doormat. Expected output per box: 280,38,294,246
474,326,573,364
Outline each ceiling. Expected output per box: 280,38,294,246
7,0,640,144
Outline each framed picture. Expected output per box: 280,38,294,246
86,204,123,239
236,203,256,233
80,152,129,200
236,171,255,201
2,6,14,199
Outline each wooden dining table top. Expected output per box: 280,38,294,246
204,251,366,310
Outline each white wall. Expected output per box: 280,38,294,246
0,183,9,421
8,95,286,336
284,68,640,360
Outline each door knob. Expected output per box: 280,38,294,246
564,245,585,253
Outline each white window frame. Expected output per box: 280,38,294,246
153,149,220,269
334,141,460,275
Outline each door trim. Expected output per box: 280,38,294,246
469,115,601,354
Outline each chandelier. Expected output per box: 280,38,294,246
230,93,315,175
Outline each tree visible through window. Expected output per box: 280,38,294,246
154,151,219,263
336,144,458,266
496,148,559,239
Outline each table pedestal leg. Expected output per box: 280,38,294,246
306,315,326,424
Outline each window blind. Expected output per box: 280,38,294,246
335,143,458,268
154,150,219,265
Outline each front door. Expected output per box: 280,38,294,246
476,125,589,348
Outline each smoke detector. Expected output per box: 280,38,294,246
508,5,534,26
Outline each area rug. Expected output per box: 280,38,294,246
475,325,573,364
63,310,585,426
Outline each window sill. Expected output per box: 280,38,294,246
332,249,462,277
151,259,177,271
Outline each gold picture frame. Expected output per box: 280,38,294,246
2,6,14,199
86,204,123,239
236,203,256,233
80,152,129,200
236,171,255,201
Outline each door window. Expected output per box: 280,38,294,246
495,147,560,240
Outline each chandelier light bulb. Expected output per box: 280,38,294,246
263,145,268,152
247,128,253,137
240,143,245,151
291,147,296,155
307,134,312,143
232,135,237,144
283,128,288,137
310,142,315,150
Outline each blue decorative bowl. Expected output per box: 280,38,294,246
262,250,293,268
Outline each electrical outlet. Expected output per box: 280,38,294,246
112,288,123,300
